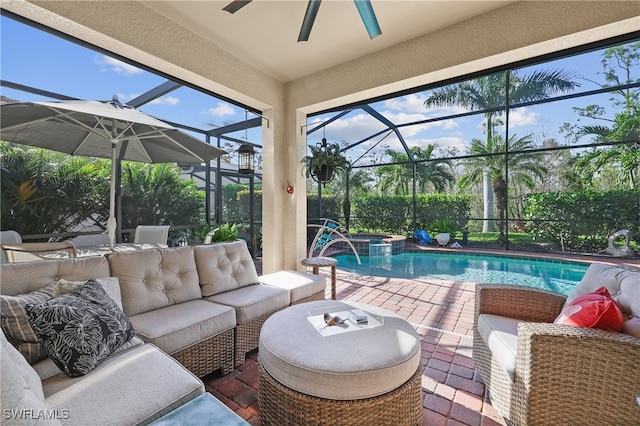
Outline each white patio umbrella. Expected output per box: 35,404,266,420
0,98,226,249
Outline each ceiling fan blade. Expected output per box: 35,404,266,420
353,0,381,39
298,0,322,42
223,0,252,14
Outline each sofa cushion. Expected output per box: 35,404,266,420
25,280,135,377
128,299,236,355
194,240,260,296
0,282,57,364
204,285,289,324
476,313,521,380
33,336,144,384
622,316,640,338
259,270,326,303
0,256,111,296
44,343,204,426
108,246,201,316
554,286,624,332
566,263,640,316
54,277,123,310
0,330,58,426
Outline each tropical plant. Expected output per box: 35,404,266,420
206,223,238,242
430,218,457,238
302,139,349,184
322,168,373,198
376,145,454,195
568,42,640,189
118,163,205,236
0,143,107,239
424,69,579,232
457,134,548,241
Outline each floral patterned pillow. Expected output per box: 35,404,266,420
25,280,135,377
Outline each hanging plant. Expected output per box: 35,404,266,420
301,138,349,185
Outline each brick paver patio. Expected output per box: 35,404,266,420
202,265,507,425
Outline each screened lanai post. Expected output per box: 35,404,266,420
317,180,323,219
504,70,511,250
249,174,256,255
412,162,417,234
344,167,351,230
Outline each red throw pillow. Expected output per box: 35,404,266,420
554,286,624,332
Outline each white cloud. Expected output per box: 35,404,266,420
150,96,180,106
506,107,538,128
94,55,142,76
383,93,428,113
208,103,235,117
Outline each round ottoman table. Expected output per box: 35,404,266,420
258,300,422,426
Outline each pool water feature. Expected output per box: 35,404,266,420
334,251,590,295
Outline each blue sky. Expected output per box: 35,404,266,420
2,15,636,168
0,15,262,156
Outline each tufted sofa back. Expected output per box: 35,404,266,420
193,240,260,297
108,246,201,316
0,256,110,296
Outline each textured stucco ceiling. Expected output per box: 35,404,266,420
142,1,513,82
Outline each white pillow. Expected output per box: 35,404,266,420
55,278,123,310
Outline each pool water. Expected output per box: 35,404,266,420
334,251,590,295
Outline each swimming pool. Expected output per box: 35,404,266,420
334,251,590,295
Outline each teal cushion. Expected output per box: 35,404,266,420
150,393,249,426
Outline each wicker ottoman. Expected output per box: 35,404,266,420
258,300,422,426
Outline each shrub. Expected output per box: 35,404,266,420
524,190,640,251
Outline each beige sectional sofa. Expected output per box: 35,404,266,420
1,240,326,425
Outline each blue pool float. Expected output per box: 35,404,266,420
414,230,433,245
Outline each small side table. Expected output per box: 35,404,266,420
301,256,337,300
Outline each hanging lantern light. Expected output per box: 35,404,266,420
238,143,255,174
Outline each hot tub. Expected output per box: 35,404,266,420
334,233,406,256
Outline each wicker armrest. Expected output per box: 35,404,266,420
514,322,640,423
474,283,567,323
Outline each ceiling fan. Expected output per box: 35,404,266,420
223,0,382,42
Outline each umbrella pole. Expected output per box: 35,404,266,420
107,140,118,250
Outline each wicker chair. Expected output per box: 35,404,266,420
473,264,640,426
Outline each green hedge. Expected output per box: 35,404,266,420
306,195,345,222
353,196,411,233
524,190,640,251
306,193,471,235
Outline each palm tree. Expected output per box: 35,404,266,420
376,145,454,195
424,69,579,231
570,43,640,189
573,109,640,189
458,134,548,239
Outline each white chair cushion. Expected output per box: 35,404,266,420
476,313,521,380
566,263,640,317
259,270,326,303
